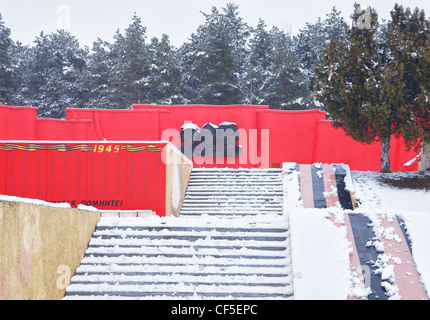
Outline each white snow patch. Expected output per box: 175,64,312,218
289,208,353,300
0,194,71,209
181,123,200,131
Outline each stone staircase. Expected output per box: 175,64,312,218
63,168,293,300
181,169,284,217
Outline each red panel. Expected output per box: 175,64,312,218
36,119,98,141
156,105,266,132
257,110,326,166
67,109,162,141
0,105,38,140
313,120,382,171
314,120,418,171
3,146,47,199
46,148,87,207
0,142,168,216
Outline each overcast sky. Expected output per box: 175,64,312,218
1,0,429,48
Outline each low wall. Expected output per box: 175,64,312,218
165,143,193,217
0,200,100,300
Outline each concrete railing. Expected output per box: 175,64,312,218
0,200,100,300
164,143,193,217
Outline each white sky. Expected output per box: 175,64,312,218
0,0,429,48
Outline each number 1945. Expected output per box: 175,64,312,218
93,144,120,153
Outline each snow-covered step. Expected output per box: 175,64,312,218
181,202,282,208
68,274,292,286
184,194,283,199
78,255,290,269
179,211,283,216
64,212,293,300
65,283,293,299
182,168,284,218
74,264,291,278
185,190,283,195
187,181,283,186
189,172,282,176
190,169,282,173
183,198,283,203
181,202,283,207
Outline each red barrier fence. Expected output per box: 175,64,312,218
0,104,419,171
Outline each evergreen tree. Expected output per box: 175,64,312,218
6,41,31,106
246,19,274,105
0,13,13,105
18,30,88,118
247,23,311,109
294,7,347,107
315,4,430,172
385,5,430,146
83,38,116,108
180,3,250,105
109,13,149,107
177,39,202,104
144,34,183,104
222,3,251,103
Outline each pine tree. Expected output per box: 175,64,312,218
109,13,148,107
180,3,250,105
315,3,430,172
6,41,31,106
247,24,311,109
177,39,202,104
18,30,88,118
294,7,347,107
144,34,183,104
386,5,430,146
0,13,13,105
83,38,116,108
246,19,274,105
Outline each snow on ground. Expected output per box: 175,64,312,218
289,207,352,300
285,167,430,300
352,171,430,298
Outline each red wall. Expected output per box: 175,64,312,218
0,105,38,140
0,104,420,171
0,141,167,215
256,109,327,166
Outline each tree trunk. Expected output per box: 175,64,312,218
134,85,139,104
380,134,391,173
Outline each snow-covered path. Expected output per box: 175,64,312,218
351,171,430,298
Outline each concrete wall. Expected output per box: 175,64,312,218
0,201,100,300
165,143,193,217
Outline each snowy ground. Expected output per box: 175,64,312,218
352,171,430,298
288,170,430,300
